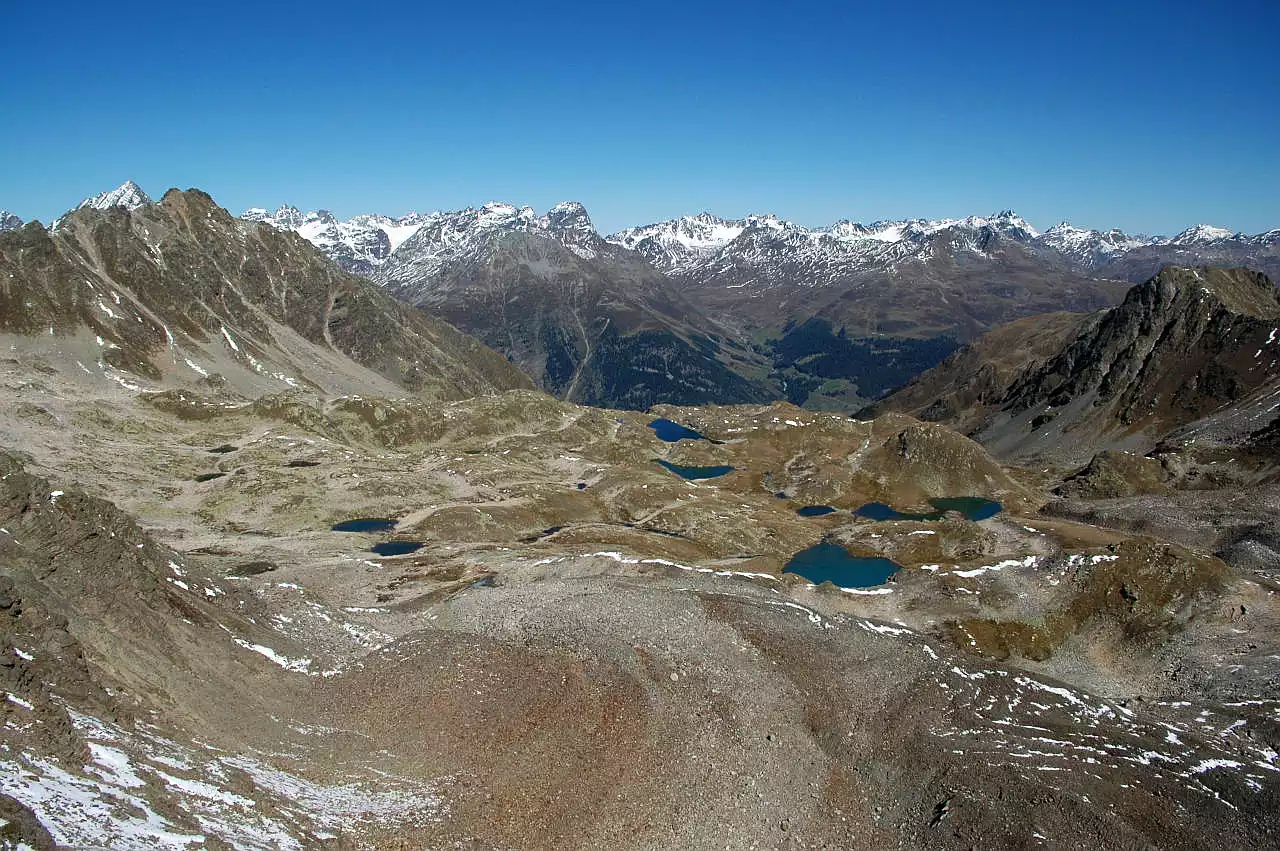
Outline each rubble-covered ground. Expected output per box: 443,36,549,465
1,348,1277,850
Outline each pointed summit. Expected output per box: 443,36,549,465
75,180,153,213
0,211,22,232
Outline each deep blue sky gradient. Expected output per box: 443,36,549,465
2,0,1277,235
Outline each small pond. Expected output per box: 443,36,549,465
332,518,398,533
371,541,424,556
854,497,1002,522
784,542,901,588
649,418,709,442
796,505,837,517
656,459,735,480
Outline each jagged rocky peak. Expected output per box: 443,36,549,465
471,201,539,231
1038,221,1149,257
0,210,23,232
242,203,434,274
822,220,872,239
606,212,761,271
613,211,742,244
982,209,1039,239
243,204,306,230
542,200,594,233
741,212,790,231
75,180,153,213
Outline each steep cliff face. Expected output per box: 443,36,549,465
0,190,532,400
872,267,1280,462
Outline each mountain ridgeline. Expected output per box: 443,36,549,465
0,189,532,400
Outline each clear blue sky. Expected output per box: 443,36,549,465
3,0,1277,235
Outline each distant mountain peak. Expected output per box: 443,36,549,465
242,204,440,274
543,201,594,233
75,180,153,213
1171,224,1237,245
0,210,23,232
1037,221,1148,264
244,204,306,230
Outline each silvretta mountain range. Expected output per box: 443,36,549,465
0,180,1279,849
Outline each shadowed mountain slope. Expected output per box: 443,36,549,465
869,267,1280,463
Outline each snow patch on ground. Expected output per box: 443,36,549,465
0,711,447,849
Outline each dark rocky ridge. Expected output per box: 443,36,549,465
872,267,1280,464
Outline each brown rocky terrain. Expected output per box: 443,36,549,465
0,345,1277,848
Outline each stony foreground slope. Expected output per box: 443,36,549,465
0,345,1277,848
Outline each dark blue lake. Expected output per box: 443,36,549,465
784,543,900,588
332,518,398,533
854,497,1002,522
370,541,424,556
656,459,735,480
796,505,837,517
649,418,709,442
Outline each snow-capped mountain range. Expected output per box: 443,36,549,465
236,191,1279,285
610,210,1280,279
247,200,612,277
20,181,1280,286
242,205,432,276
610,210,1045,274
11,181,1279,410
